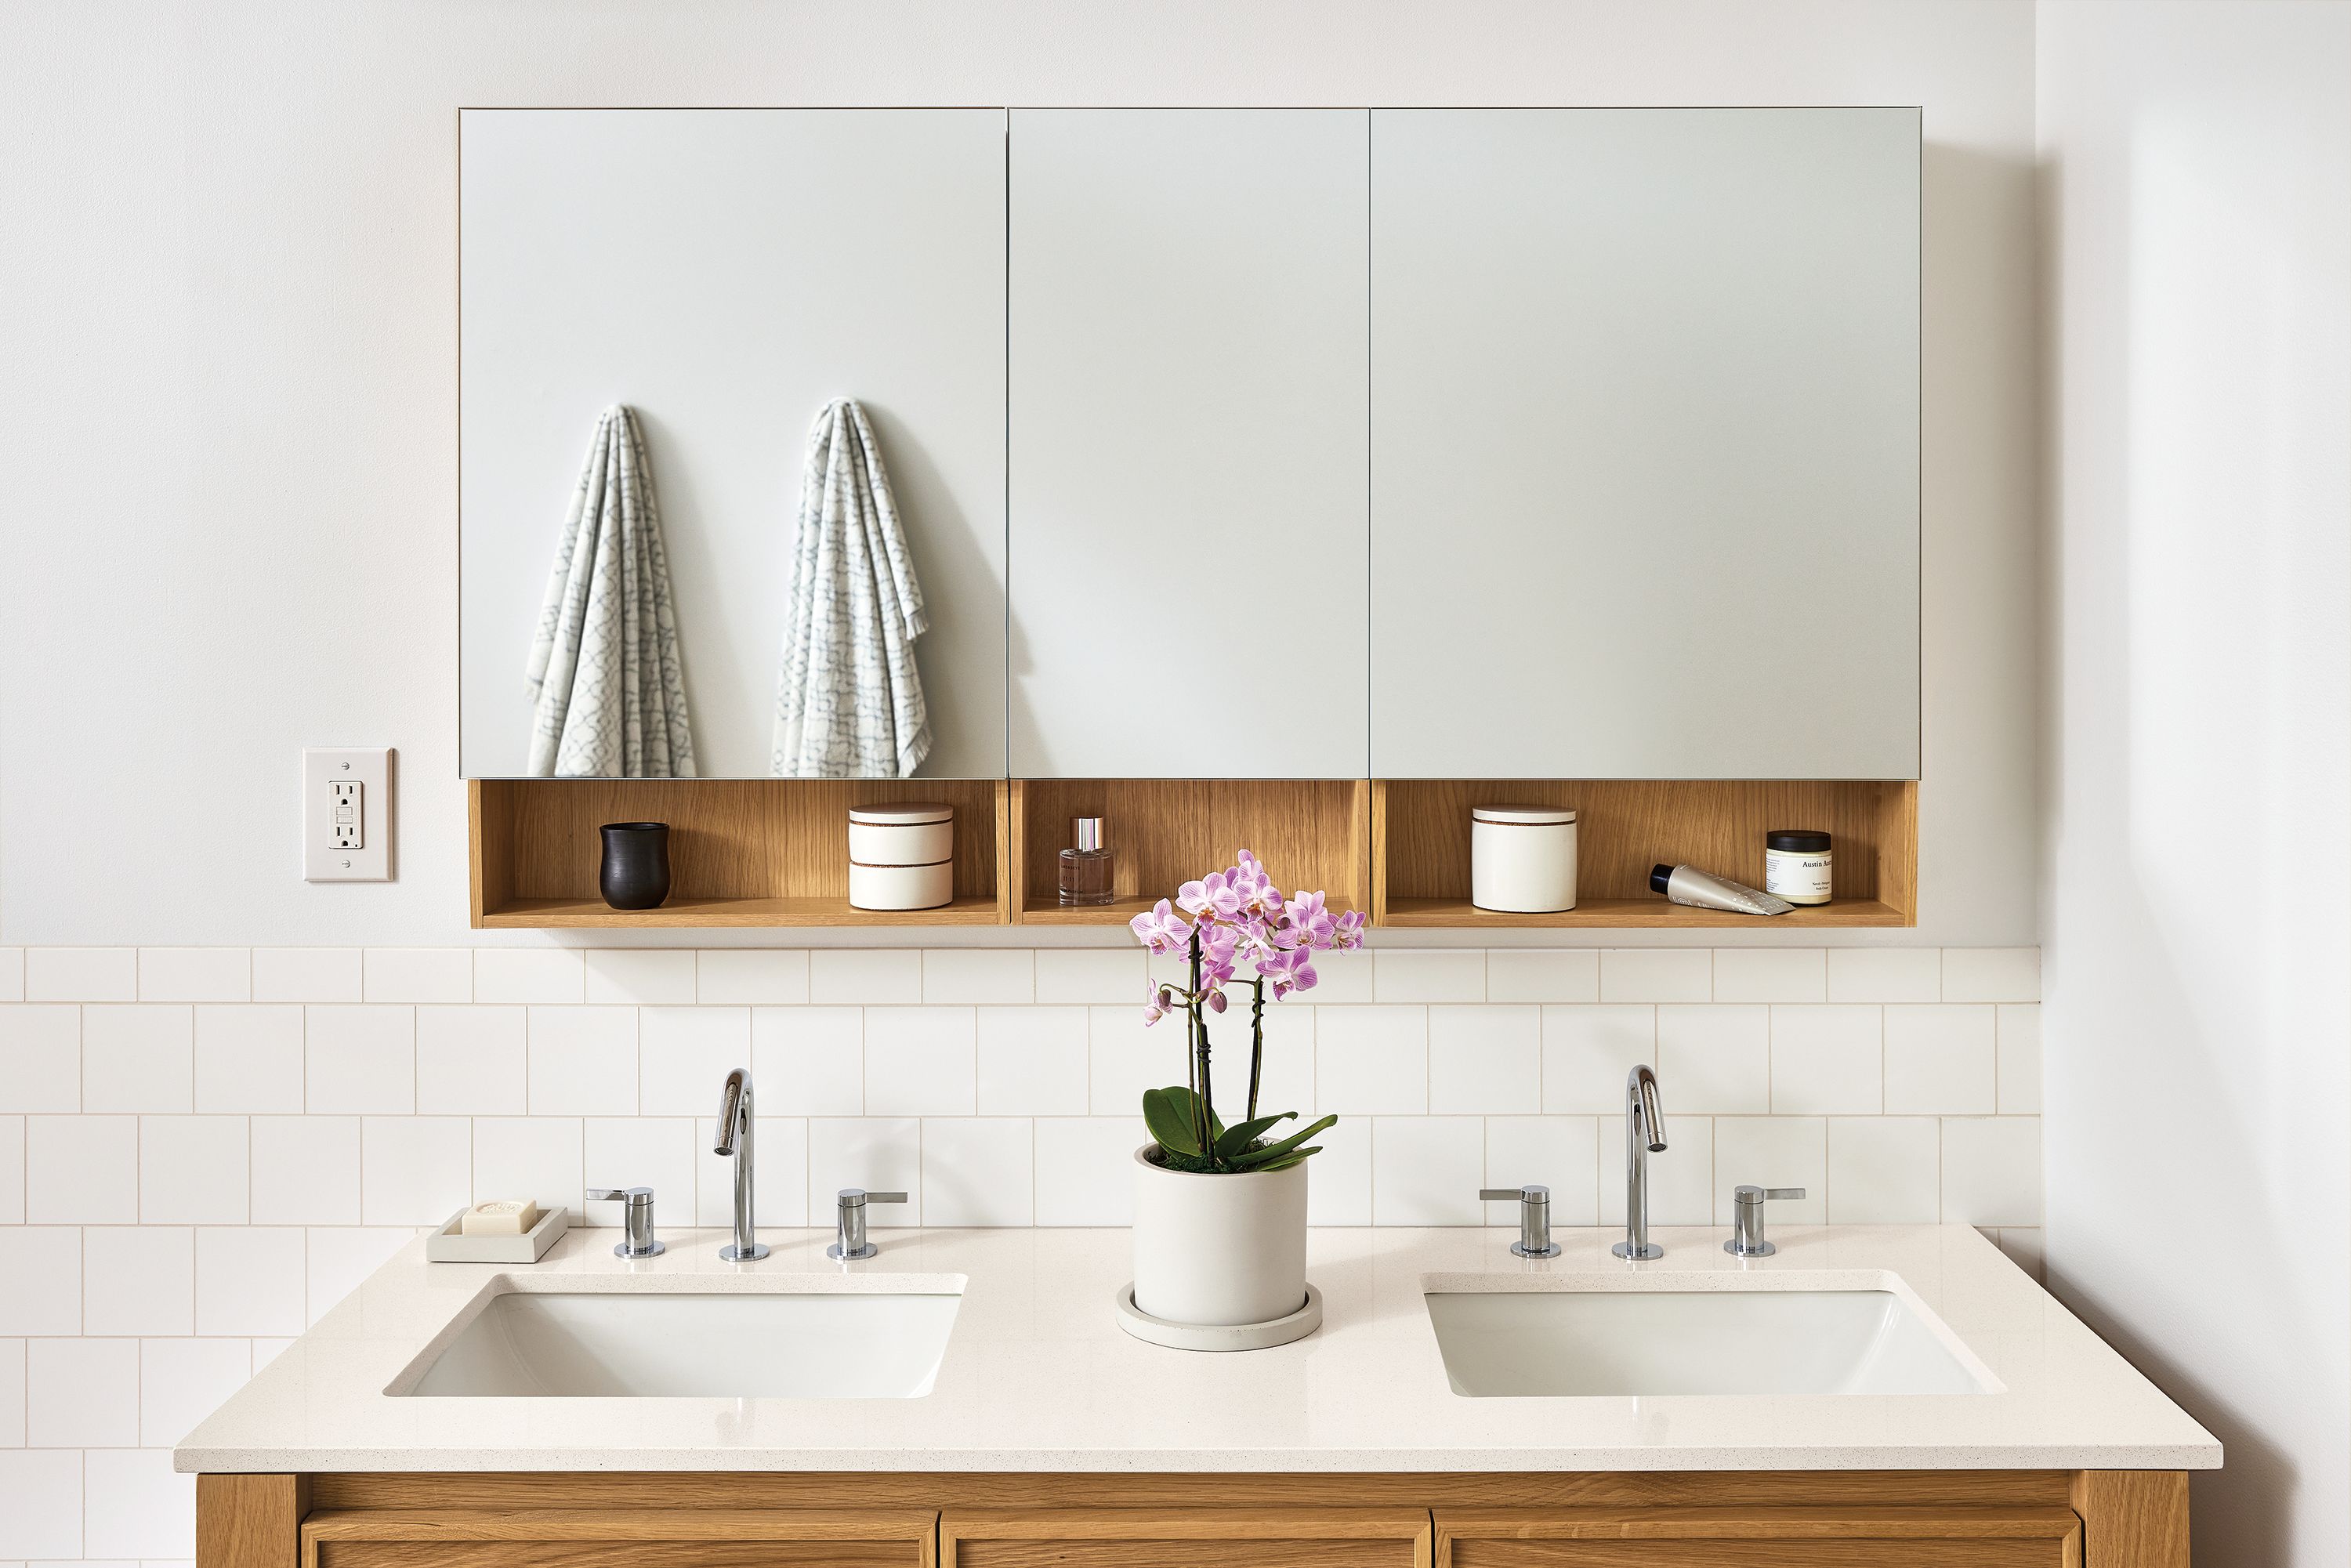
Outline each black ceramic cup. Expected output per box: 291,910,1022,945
599,822,672,911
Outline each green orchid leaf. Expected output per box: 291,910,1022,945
1142,1086,1202,1157
1226,1114,1338,1169
1215,1112,1295,1157
1252,1146,1322,1172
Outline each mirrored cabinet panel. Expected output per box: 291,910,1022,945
1006,109,1371,779
1369,108,1921,780
459,108,1009,780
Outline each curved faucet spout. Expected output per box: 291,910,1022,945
712,1067,767,1261
1614,1064,1668,1261
715,1067,749,1156
1633,1063,1667,1153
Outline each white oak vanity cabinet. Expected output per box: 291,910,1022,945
459,108,1010,780
1006,108,1372,779
1368,108,1922,781
204,1470,2187,1567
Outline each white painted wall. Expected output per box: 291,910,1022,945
2037,2,2351,1562
0,0,2038,947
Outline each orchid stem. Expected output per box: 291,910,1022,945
1246,978,1266,1122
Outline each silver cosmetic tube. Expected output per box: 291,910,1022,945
1650,864,1795,917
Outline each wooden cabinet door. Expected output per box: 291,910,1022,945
1007,108,1371,779
1435,1507,2082,1567
302,1507,937,1568
943,1506,1432,1568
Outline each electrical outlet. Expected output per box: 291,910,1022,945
331,780,363,849
306,748,391,881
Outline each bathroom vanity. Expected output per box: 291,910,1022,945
181,1226,2214,1566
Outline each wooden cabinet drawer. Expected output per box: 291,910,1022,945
302,1508,937,1568
942,1506,1433,1568
1435,1507,2084,1567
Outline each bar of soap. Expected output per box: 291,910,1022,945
458,1199,541,1236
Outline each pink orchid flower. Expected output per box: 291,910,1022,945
1231,850,1285,918
1197,922,1241,990
1276,889,1336,951
1128,897,1190,956
1176,870,1243,923
1259,945,1319,998
1142,983,1175,1026
1331,908,1368,950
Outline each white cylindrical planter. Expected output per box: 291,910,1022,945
1131,1146,1308,1327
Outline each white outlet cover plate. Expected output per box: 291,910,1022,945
305,747,391,881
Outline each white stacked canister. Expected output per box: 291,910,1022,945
1470,805,1579,913
846,802,955,911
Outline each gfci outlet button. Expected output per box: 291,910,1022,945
306,748,391,881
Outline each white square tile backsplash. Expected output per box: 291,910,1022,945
0,942,2041,1559
1657,1005,1770,1114
691,948,808,1005
1767,1005,1884,1115
1884,1003,1998,1114
303,1005,415,1114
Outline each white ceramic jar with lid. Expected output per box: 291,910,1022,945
847,802,955,911
1470,805,1578,914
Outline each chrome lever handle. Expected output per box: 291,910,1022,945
1726,1183,1806,1257
828,1188,907,1262
586,1186,664,1259
1480,1182,1559,1259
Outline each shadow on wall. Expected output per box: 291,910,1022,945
2035,21,2351,1555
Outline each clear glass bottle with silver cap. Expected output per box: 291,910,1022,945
1058,816,1114,907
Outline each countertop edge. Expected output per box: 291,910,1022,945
174,1443,2227,1475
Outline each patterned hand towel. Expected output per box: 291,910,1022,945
771,397,932,778
524,405,697,777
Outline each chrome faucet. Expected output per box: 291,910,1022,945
1612,1064,1668,1260
1479,1182,1562,1258
1725,1183,1806,1257
828,1187,907,1261
712,1067,768,1262
585,1186,663,1258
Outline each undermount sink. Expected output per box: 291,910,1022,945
1424,1275,1998,1398
391,1280,963,1399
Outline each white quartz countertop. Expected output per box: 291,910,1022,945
174,1223,2219,1473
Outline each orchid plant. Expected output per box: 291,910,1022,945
1128,850,1366,1174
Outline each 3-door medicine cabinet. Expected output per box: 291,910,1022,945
460,107,1921,785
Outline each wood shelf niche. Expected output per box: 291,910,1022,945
468,779,1009,928
1372,779,1918,929
467,777,1911,929
1009,780,1371,925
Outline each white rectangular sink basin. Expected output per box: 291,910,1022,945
392,1283,962,1399
1425,1277,1998,1397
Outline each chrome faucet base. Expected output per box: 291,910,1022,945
1611,1240,1665,1261
719,1242,770,1262
1509,1240,1562,1259
613,1238,665,1259
826,1240,878,1262
1724,1184,1804,1257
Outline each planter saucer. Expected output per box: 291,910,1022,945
1114,1281,1323,1352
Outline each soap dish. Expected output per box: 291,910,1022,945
426,1205,568,1263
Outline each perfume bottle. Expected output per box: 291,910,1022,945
1058,817,1114,907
